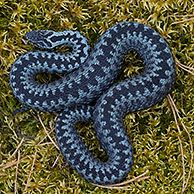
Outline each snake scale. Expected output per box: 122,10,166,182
10,21,176,185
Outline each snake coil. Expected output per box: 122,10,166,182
10,22,176,185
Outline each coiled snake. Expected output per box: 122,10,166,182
10,22,176,185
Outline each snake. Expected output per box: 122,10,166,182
9,21,176,185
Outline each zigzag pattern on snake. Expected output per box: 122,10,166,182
10,22,176,185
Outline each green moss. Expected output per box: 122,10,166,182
0,0,194,193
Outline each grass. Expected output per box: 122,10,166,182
0,0,194,193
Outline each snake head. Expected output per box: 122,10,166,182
26,30,55,49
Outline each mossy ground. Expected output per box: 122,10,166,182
0,0,194,193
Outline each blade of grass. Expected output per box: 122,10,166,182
23,151,37,194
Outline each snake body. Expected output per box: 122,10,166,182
10,22,176,185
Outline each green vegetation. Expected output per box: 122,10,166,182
0,0,193,193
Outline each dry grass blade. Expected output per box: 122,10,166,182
167,94,193,194
92,185,132,190
51,155,60,168
8,138,24,160
23,152,37,194
15,150,20,194
36,128,55,147
37,142,55,147
177,62,194,71
92,170,149,190
37,114,59,150
0,157,27,171
22,38,28,44
175,14,194,17
167,95,185,192
167,94,193,193
0,173,7,176
172,18,194,24
172,14,194,24
176,62,194,75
